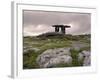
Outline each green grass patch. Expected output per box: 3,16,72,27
70,49,83,66
23,34,90,69
23,50,40,69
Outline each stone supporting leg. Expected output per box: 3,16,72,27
55,27,59,32
61,26,65,34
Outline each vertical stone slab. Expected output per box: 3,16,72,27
55,27,59,32
61,26,65,34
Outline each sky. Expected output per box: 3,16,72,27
23,10,91,36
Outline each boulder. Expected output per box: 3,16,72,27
36,48,72,68
82,50,90,57
83,56,91,66
78,50,91,66
78,52,84,61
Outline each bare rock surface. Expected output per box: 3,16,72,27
78,50,91,66
36,48,72,68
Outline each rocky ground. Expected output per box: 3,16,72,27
23,33,90,69
36,48,90,68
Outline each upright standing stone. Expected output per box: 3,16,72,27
55,26,59,32
61,26,65,34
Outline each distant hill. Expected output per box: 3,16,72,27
35,32,90,40
24,32,90,41
37,32,64,37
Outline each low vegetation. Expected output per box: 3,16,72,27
23,33,90,69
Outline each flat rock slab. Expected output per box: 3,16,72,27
36,48,72,68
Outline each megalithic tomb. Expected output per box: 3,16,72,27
52,25,71,34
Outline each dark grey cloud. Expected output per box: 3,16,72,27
23,10,91,36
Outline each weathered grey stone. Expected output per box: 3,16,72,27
82,50,90,57
83,56,91,66
78,50,91,66
36,48,72,68
78,53,84,61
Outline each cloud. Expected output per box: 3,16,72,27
24,24,54,36
23,10,91,36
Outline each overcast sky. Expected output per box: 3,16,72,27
23,10,91,36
